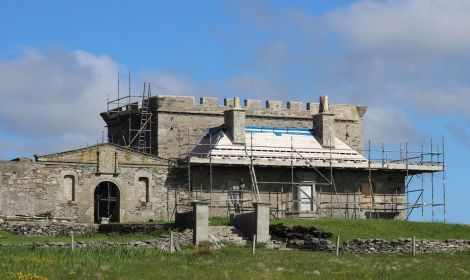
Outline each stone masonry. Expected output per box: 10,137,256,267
0,144,190,223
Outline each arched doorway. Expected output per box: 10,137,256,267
94,181,120,223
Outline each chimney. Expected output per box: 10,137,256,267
313,96,335,148
224,97,246,144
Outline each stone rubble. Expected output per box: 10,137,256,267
269,223,335,252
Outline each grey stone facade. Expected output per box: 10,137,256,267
0,144,190,223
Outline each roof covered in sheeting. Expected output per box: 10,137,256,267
188,126,368,168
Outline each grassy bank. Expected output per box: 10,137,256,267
0,246,469,279
271,219,470,241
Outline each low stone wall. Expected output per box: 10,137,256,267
285,238,334,251
230,203,271,242
342,238,470,254
0,229,193,251
98,224,171,235
0,222,98,236
0,222,176,236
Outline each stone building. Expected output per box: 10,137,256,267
0,94,443,223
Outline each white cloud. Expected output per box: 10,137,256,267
326,0,470,56
308,0,470,118
0,47,118,158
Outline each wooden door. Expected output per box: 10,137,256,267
361,183,373,207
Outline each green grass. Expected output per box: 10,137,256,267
209,216,230,226
0,230,170,245
0,246,469,279
1,219,470,279
272,219,470,242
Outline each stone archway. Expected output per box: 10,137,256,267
94,181,120,223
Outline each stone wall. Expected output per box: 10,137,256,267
0,229,194,251
0,154,190,223
316,169,405,219
98,223,171,235
0,221,98,236
342,238,470,254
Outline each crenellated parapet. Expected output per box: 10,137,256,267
142,95,367,121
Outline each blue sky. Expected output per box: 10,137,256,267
0,0,469,223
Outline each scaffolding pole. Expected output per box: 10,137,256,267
421,140,424,221
209,132,213,218
442,137,446,223
431,138,434,222
180,136,445,221
106,79,152,153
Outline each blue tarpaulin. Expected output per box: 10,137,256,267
244,126,315,136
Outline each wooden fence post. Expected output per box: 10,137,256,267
336,235,340,256
252,235,257,255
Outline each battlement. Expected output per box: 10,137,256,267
145,95,367,121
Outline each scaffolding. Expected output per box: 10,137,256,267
181,132,446,222
106,75,153,154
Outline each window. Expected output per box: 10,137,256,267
227,180,242,213
64,175,75,201
138,177,149,203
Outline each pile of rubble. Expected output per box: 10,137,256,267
269,223,334,252
342,238,470,254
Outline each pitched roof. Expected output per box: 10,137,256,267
188,126,368,168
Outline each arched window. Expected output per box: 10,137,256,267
138,177,149,203
64,175,75,201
